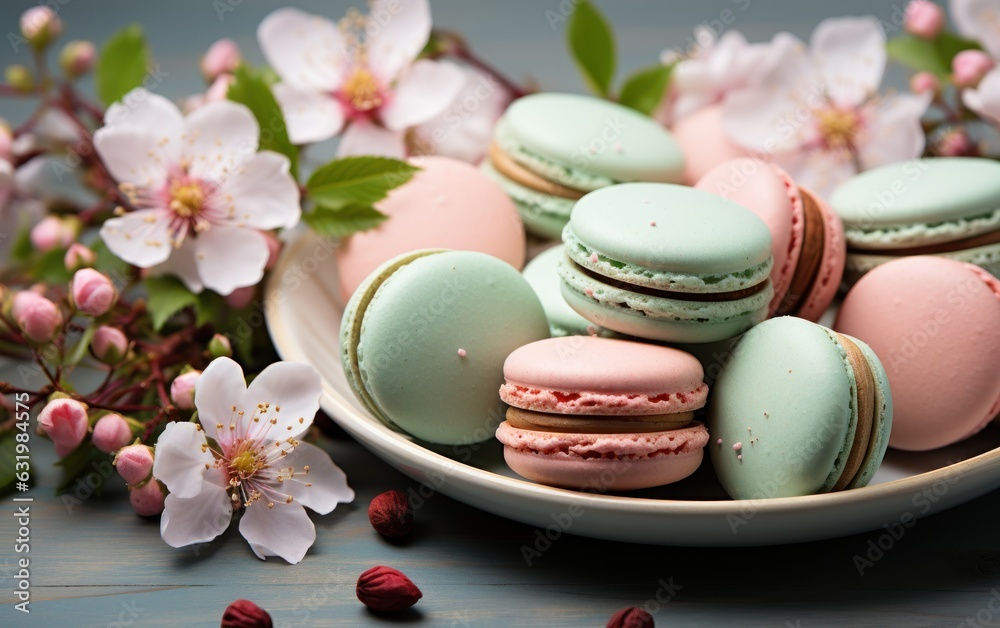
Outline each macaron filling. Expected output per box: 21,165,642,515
831,333,876,491
489,143,586,200
776,187,826,316
505,407,695,433
567,258,772,302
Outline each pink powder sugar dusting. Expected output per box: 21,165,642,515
650,221,657,227
585,287,594,297
716,438,722,446
457,348,467,358
732,442,742,451
590,252,599,263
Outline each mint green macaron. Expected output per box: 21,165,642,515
522,245,615,338
831,157,1000,282
340,249,550,445
484,92,684,239
558,183,774,343
708,317,892,500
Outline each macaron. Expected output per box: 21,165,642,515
340,249,549,445
708,317,892,500
522,245,615,338
830,157,1000,284
558,182,774,343
834,256,1000,451
671,105,749,185
696,158,846,320
496,336,710,491
336,156,525,301
483,92,684,239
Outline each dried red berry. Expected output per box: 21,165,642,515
607,606,654,628
221,599,272,628
356,565,423,613
368,490,413,538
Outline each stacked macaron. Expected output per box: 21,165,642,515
483,93,684,238
831,158,1000,284
495,336,710,490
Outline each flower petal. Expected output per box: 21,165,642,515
190,226,269,296
219,152,301,230
270,442,354,514
148,237,204,293
160,469,233,548
964,67,1000,125
336,120,406,158
381,60,466,131
104,89,184,137
99,209,174,268
272,83,345,145
773,149,858,200
810,16,886,107
257,8,348,90
241,361,322,439
93,127,172,188
182,100,259,184
860,92,932,169
151,422,213,498
367,0,432,82
196,356,249,448
239,501,315,563
951,0,1000,58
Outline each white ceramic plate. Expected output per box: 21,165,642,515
265,232,1000,546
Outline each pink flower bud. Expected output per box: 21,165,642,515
224,285,255,309
64,243,95,271
91,325,128,363
205,73,235,103
208,333,232,358
910,71,940,94
953,50,995,88
201,39,242,81
170,370,201,410
20,6,63,49
129,479,165,517
38,398,88,456
71,268,117,316
91,413,133,454
905,1,944,39
59,40,96,78
936,128,980,157
263,232,282,270
30,215,76,252
114,444,154,486
11,290,62,342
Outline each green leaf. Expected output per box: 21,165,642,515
96,25,151,106
887,33,981,79
65,325,96,367
195,290,226,327
618,63,674,116
9,224,33,264
566,0,616,97
227,65,299,177
55,446,110,496
144,275,198,331
306,156,419,210
303,205,389,238
35,248,72,284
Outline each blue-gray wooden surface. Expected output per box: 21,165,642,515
4,1,999,626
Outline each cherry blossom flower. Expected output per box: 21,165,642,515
95,88,300,295
723,17,932,197
152,358,354,564
256,0,465,157
952,0,1000,125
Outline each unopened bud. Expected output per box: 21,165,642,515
38,397,88,456
92,413,133,454
201,39,242,82
12,290,62,343
169,370,201,410
208,333,232,358
71,268,117,316
91,325,128,363
20,6,63,49
64,243,96,271
59,40,96,78
114,443,154,485
953,50,995,88
6,65,36,94
129,479,165,516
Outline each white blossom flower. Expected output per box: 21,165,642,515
952,0,1000,125
95,88,300,295
723,17,932,197
152,357,354,564
964,68,1000,124
256,0,465,157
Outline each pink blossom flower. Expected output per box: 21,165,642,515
115,444,154,486
130,480,165,517
91,325,128,363
905,1,945,39
724,17,932,197
256,1,465,157
201,39,241,82
38,398,88,457
170,370,201,410
71,268,117,316
951,0,1000,58
95,88,300,295
152,358,354,563
92,413,133,454
11,290,62,343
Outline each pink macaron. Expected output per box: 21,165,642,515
835,256,1000,451
336,156,526,301
671,105,748,185
696,158,845,321
496,336,710,491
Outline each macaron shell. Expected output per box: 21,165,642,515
708,317,854,499
522,245,615,337
498,93,685,184
695,160,803,314
671,105,749,185
336,156,526,301
844,243,1000,286
499,336,708,415
482,162,575,240
794,187,847,322
355,250,550,445
834,256,1000,451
